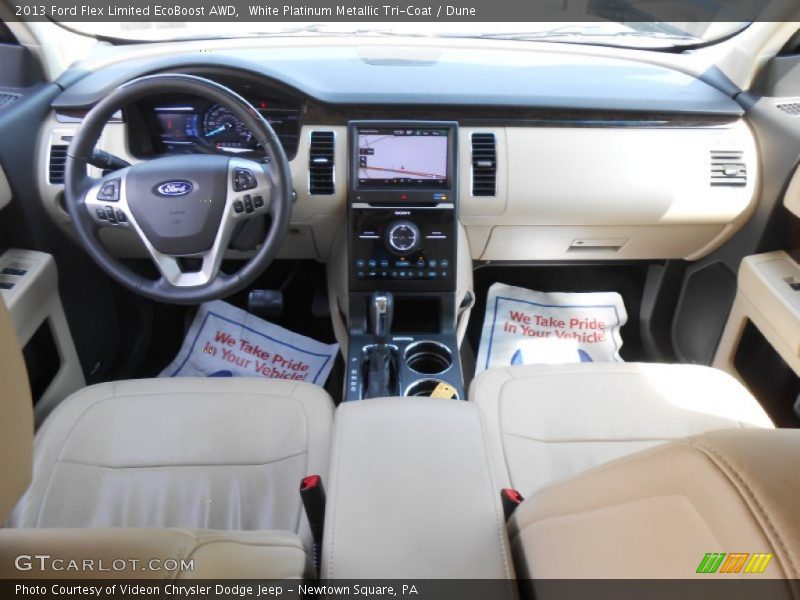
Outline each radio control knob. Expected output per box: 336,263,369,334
386,220,421,254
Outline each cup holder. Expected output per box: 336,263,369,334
404,378,460,399
404,341,453,375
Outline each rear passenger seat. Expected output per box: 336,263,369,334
470,362,773,497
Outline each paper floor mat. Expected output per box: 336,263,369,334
160,300,339,385
475,283,627,374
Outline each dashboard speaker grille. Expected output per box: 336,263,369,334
308,131,335,195
48,145,69,185
0,92,21,110
471,133,497,196
777,102,800,116
710,150,746,187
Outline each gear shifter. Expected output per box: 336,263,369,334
365,292,395,398
369,292,394,345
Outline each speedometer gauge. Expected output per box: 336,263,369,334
202,104,253,147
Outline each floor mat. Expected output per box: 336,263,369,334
160,300,339,385
475,283,628,374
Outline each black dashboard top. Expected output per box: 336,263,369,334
52,43,745,117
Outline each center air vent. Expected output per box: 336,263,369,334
308,131,335,195
710,150,746,188
48,145,69,185
471,133,497,196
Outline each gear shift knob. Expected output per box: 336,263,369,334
369,291,394,345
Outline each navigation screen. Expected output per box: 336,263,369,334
357,128,449,188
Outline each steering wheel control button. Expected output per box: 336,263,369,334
234,200,244,214
243,195,254,213
105,206,117,224
115,210,127,223
233,168,258,192
97,178,121,202
96,208,107,221
253,195,264,208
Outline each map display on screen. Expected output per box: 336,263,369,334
357,128,448,188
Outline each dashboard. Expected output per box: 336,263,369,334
37,40,759,268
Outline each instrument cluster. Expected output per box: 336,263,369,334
132,93,302,159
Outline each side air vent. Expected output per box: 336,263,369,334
710,150,746,187
0,92,21,110
308,131,335,195
48,145,69,185
471,133,497,196
777,101,800,116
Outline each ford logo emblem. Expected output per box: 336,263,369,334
156,180,193,197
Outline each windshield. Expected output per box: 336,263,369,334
60,21,749,50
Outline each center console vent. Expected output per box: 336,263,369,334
471,133,497,196
710,150,746,187
308,131,335,195
48,145,69,185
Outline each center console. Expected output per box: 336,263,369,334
345,121,464,401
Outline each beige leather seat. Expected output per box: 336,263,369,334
9,378,333,536
509,428,800,582
0,528,311,579
0,297,333,579
471,362,773,497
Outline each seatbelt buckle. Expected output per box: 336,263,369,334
300,475,326,573
501,488,524,520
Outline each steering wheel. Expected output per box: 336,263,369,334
64,73,293,304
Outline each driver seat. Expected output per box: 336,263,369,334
0,298,333,579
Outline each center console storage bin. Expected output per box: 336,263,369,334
321,397,516,588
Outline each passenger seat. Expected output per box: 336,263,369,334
508,428,800,581
471,363,773,497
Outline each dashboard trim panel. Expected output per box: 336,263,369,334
52,48,745,117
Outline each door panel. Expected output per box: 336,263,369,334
709,51,800,427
